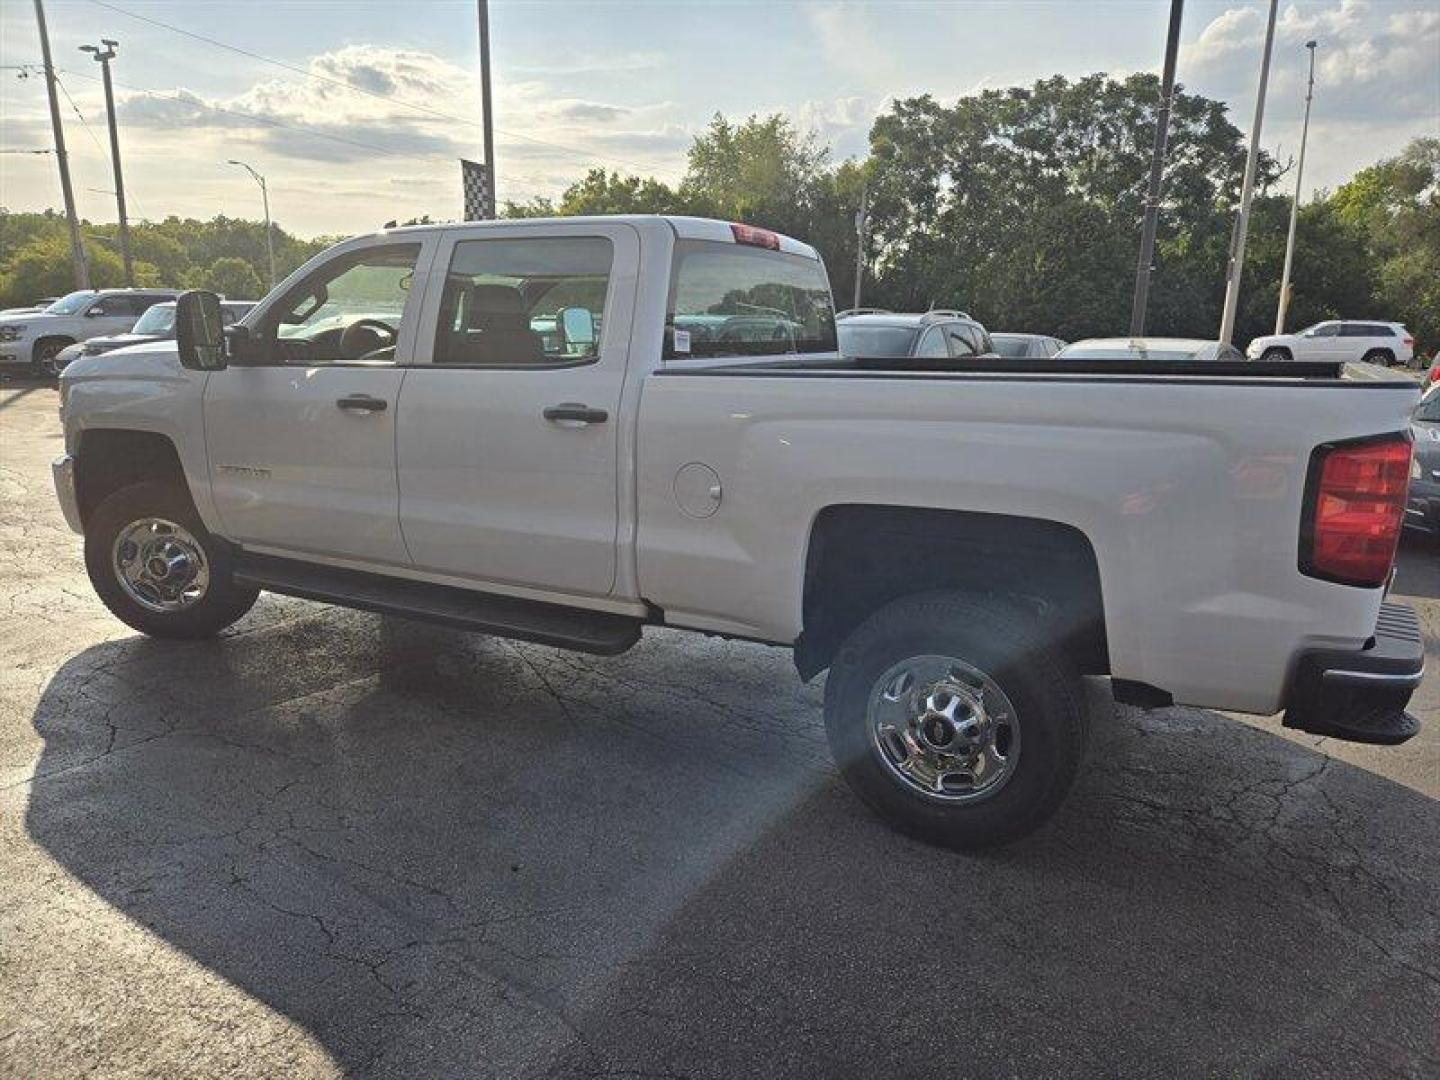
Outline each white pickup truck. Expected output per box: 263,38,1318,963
53,215,1425,848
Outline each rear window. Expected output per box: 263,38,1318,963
990,335,1030,358
666,240,837,360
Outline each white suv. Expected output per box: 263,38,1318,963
1246,320,1414,367
0,289,178,376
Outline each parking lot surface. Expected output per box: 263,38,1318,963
2,380,1437,1078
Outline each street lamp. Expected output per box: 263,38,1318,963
80,38,132,286
1275,40,1318,335
227,159,276,290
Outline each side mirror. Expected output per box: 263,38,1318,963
86,306,107,317
176,290,228,371
559,307,596,350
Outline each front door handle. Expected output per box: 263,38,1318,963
336,394,388,413
543,403,608,424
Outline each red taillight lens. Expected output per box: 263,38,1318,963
1301,435,1412,587
1428,363,1440,386
730,223,780,250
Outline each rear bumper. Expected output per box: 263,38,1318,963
1282,602,1424,745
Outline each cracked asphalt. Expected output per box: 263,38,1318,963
2,379,1438,1078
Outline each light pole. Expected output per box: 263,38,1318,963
81,39,132,287
477,0,496,217
1129,0,1185,336
1275,40,1318,335
853,184,868,310
228,159,275,290
1219,0,1279,346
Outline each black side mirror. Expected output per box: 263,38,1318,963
176,290,227,371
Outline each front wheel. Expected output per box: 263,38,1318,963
823,591,1087,849
32,339,69,378
85,481,259,638
1259,347,1291,363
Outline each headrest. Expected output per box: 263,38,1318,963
470,284,526,317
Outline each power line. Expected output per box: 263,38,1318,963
87,0,661,175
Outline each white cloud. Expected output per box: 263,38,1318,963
1182,1,1440,123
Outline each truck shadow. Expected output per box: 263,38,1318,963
22,608,1440,1076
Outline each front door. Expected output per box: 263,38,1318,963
204,238,433,566
396,222,639,597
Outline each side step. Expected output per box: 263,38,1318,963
235,552,644,655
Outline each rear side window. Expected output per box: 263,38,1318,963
945,324,982,358
433,237,613,367
666,240,837,360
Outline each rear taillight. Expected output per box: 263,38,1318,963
730,223,780,250
1300,434,1412,587
1428,362,1440,386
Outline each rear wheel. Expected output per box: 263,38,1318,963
1259,347,1291,363
85,480,259,638
823,591,1087,849
1361,348,1396,367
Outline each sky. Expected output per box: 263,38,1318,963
1,0,1437,238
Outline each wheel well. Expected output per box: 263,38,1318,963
796,505,1108,680
75,429,188,529
1262,345,1292,359
32,336,75,359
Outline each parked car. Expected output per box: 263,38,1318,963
54,216,1424,849
836,309,994,359
50,300,253,374
990,332,1067,358
1406,386,1440,535
0,288,179,376
1058,338,1246,362
1246,321,1415,367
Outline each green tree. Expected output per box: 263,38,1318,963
201,256,264,300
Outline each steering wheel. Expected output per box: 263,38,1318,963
338,318,397,362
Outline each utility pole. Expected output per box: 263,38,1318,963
1219,0,1279,346
80,39,132,287
33,0,88,289
1275,40,1317,335
477,0,496,217
853,184,868,310
227,160,276,289
1129,0,1184,337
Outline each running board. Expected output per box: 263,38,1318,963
234,552,644,655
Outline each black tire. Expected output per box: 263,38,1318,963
85,480,259,638
823,591,1087,849
1259,347,1291,363
32,338,72,378
1361,348,1395,367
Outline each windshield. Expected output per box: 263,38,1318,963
131,304,177,335
837,324,918,358
989,334,1031,358
44,291,95,315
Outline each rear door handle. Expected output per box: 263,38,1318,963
543,403,608,424
336,394,388,413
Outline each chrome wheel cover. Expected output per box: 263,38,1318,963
867,654,1021,803
112,517,210,613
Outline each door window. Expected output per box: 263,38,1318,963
268,243,421,365
1308,323,1339,338
945,324,981,357
433,237,613,367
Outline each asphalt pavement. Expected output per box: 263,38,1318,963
1,379,1437,1078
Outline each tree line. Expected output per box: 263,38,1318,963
3,73,1435,353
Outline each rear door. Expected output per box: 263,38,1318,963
395,222,640,597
